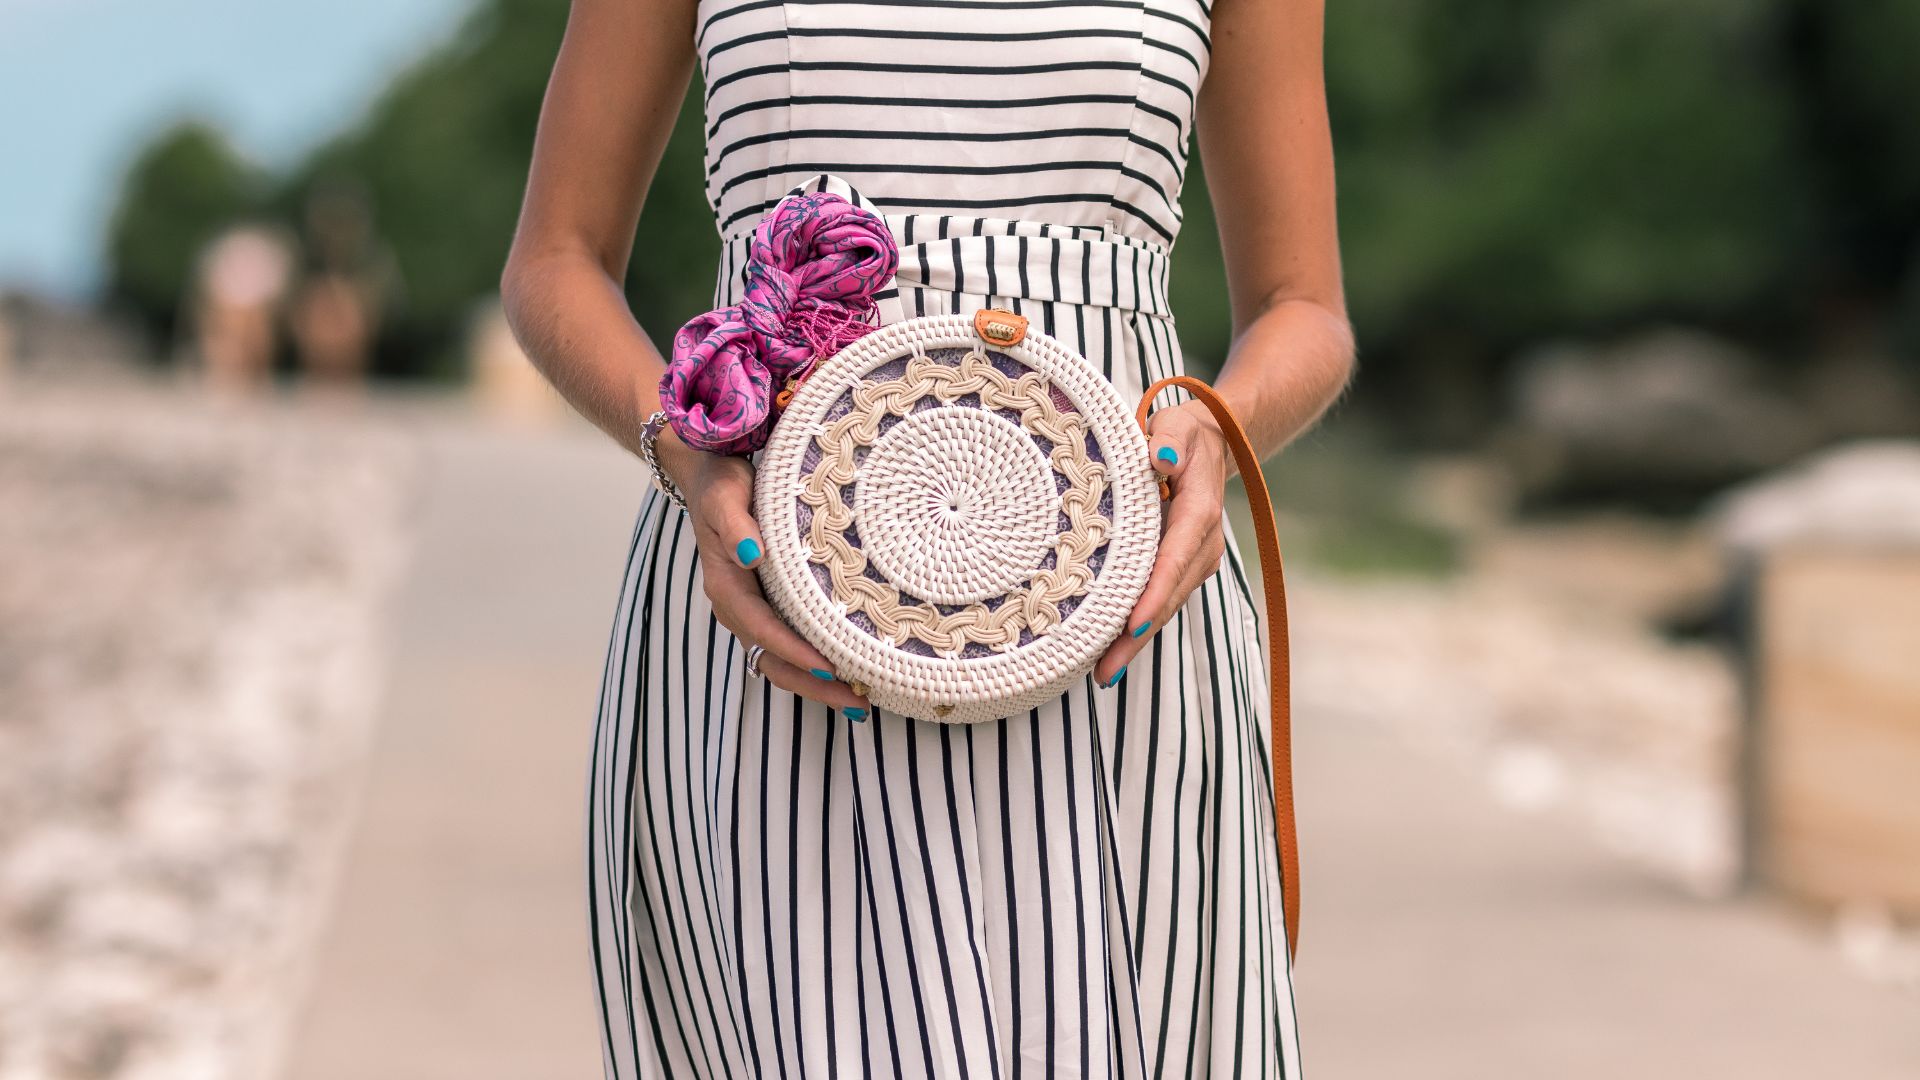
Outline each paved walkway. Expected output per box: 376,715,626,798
1294,716,1917,1079
284,413,1917,1079
284,418,629,1079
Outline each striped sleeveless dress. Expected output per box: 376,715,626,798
587,1,1301,1077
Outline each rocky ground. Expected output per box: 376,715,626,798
0,381,415,1079
1290,515,1744,898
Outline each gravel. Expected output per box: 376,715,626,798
1291,570,1742,896
0,381,415,1080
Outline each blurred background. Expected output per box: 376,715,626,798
3,0,1918,1077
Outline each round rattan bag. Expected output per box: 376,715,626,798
752,309,1160,724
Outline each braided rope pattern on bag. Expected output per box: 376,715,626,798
801,350,1109,654
754,314,1159,725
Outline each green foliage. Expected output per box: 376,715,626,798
1166,158,1230,379
103,121,265,343
287,0,571,373
282,0,715,375
1256,437,1462,578
1177,0,1920,436
99,0,1920,394
1788,2,1920,303
623,90,724,339
1323,0,1808,341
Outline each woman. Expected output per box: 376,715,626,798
501,0,1353,1074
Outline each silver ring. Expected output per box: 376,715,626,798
744,643,767,679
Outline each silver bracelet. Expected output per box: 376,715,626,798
638,410,689,512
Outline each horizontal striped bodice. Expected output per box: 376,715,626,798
694,0,1213,250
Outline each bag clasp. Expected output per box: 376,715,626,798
973,308,1027,347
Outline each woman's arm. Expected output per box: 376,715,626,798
1096,0,1354,684
500,0,694,456
502,0,865,710
1191,0,1355,455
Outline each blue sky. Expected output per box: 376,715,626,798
0,0,474,298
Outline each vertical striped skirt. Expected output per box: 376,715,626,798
588,194,1301,1079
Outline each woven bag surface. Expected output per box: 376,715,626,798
754,312,1160,723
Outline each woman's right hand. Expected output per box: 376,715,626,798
657,433,872,716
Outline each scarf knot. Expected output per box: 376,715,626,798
660,191,898,455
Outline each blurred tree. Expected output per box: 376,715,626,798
103,121,265,347
1310,0,1817,440
280,0,714,377
1784,1,1920,356
99,0,1920,419
1325,0,1920,439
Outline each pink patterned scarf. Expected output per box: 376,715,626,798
660,191,898,454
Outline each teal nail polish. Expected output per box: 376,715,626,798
736,537,762,566
1131,620,1152,638
811,668,835,680
1107,665,1128,688
1156,446,1179,466
844,707,868,722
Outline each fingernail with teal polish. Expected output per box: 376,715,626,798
1107,665,1128,688
1156,446,1179,466
844,707,868,722
1131,619,1152,638
736,537,762,566
811,668,835,680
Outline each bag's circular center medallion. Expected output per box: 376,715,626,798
854,405,1056,605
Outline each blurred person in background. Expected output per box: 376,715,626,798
191,225,294,394
290,182,396,391
502,0,1353,1075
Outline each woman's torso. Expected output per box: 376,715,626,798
694,0,1212,250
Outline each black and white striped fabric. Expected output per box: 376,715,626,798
589,1,1301,1076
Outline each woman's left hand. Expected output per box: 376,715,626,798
1093,400,1232,688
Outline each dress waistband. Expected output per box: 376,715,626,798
716,175,1173,320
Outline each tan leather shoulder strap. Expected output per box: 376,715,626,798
1137,377,1299,960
